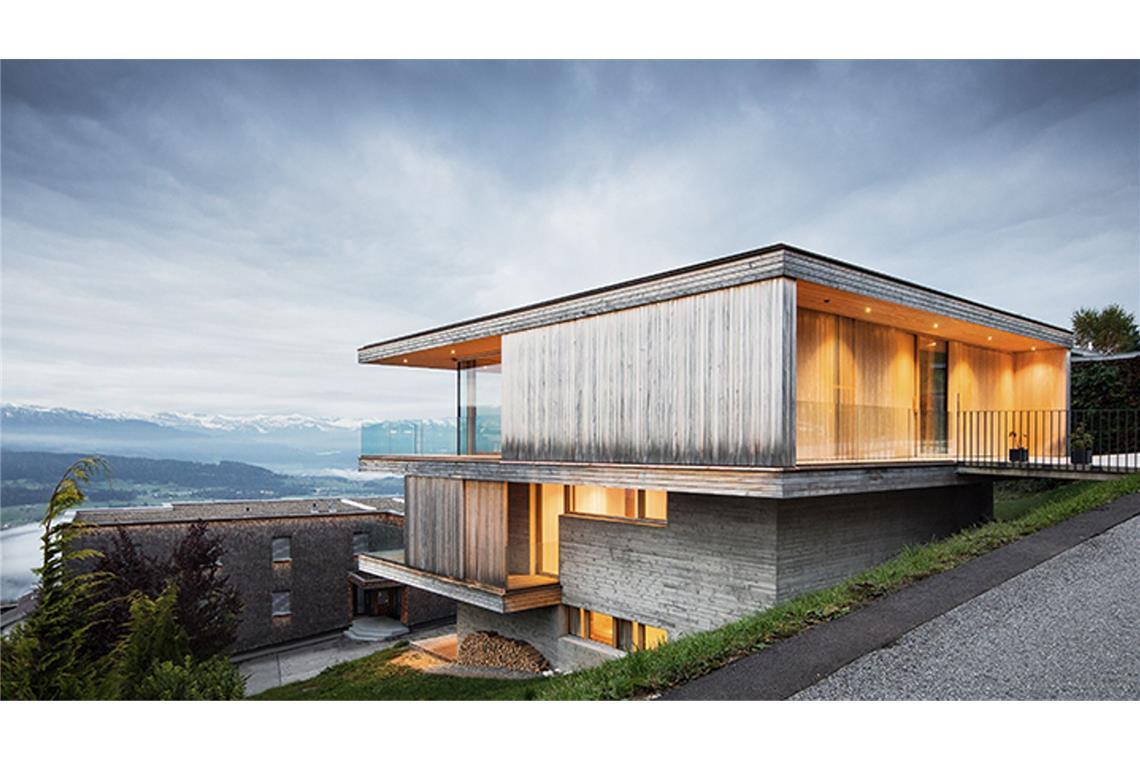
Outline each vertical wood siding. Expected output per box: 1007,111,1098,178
1013,349,1068,410
463,481,507,586
948,341,1014,454
405,476,464,578
796,309,916,460
501,277,796,465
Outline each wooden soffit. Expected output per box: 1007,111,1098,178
796,281,1067,353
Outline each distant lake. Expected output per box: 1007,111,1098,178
1,521,43,600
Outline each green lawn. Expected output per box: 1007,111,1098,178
253,644,543,700
254,474,1140,701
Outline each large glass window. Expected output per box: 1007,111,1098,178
919,337,948,454
533,484,564,577
457,361,501,454
568,486,667,522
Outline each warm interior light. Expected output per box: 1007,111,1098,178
932,323,939,329
987,336,993,341
402,359,408,363
864,306,872,313
928,341,937,347
450,349,456,355
1031,346,1036,351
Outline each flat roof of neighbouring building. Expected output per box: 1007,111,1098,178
358,243,1073,368
75,496,404,526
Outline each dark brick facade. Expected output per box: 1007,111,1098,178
73,498,454,653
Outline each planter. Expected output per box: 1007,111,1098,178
1008,447,1029,463
1070,448,1092,465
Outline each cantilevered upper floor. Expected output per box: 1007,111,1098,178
357,244,1072,476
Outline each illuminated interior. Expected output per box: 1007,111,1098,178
567,605,668,652
568,486,668,521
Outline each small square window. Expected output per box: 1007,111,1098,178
272,591,291,617
352,532,369,555
272,536,291,562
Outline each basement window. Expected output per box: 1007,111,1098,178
566,606,667,652
271,591,292,618
272,536,292,562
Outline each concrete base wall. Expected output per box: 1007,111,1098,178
451,481,993,672
456,602,624,672
775,482,993,601
559,492,778,638
456,603,564,668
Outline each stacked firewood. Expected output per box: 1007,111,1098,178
456,631,551,673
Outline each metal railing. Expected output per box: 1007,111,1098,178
796,401,949,462
955,409,1140,474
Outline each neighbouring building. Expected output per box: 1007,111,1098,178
350,243,1127,672
74,497,455,653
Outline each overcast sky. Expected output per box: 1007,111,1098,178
2,60,1138,421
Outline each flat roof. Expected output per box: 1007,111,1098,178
359,243,1072,366
75,496,404,526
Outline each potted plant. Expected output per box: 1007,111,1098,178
1071,425,1094,465
1008,432,1029,462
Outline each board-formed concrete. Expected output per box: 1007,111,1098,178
559,493,778,638
450,483,992,670
776,482,993,600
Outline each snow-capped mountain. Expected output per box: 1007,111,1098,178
0,404,451,473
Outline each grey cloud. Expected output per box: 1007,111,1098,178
2,60,1137,420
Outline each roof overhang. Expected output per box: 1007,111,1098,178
358,244,1072,368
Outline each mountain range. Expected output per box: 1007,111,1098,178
1,403,450,473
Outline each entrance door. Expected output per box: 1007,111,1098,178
918,338,948,454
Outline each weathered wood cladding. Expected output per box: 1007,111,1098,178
405,476,464,578
463,480,507,586
502,278,796,466
359,246,1069,364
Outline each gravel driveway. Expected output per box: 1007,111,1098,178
793,516,1140,700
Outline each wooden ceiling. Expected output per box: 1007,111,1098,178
365,335,501,369
797,281,1064,353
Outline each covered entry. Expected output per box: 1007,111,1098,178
348,570,405,619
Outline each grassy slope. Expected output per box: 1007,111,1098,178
253,644,542,700
254,474,1140,701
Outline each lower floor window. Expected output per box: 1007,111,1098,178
566,605,667,652
272,590,292,617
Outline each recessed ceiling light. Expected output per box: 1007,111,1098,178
987,336,993,341
402,359,408,364
1031,346,1036,351
864,306,872,313
450,349,456,355
932,323,939,329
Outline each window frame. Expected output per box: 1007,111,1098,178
271,536,292,563
565,486,668,525
271,590,292,618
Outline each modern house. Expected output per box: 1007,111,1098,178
351,243,1110,672
75,497,455,653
